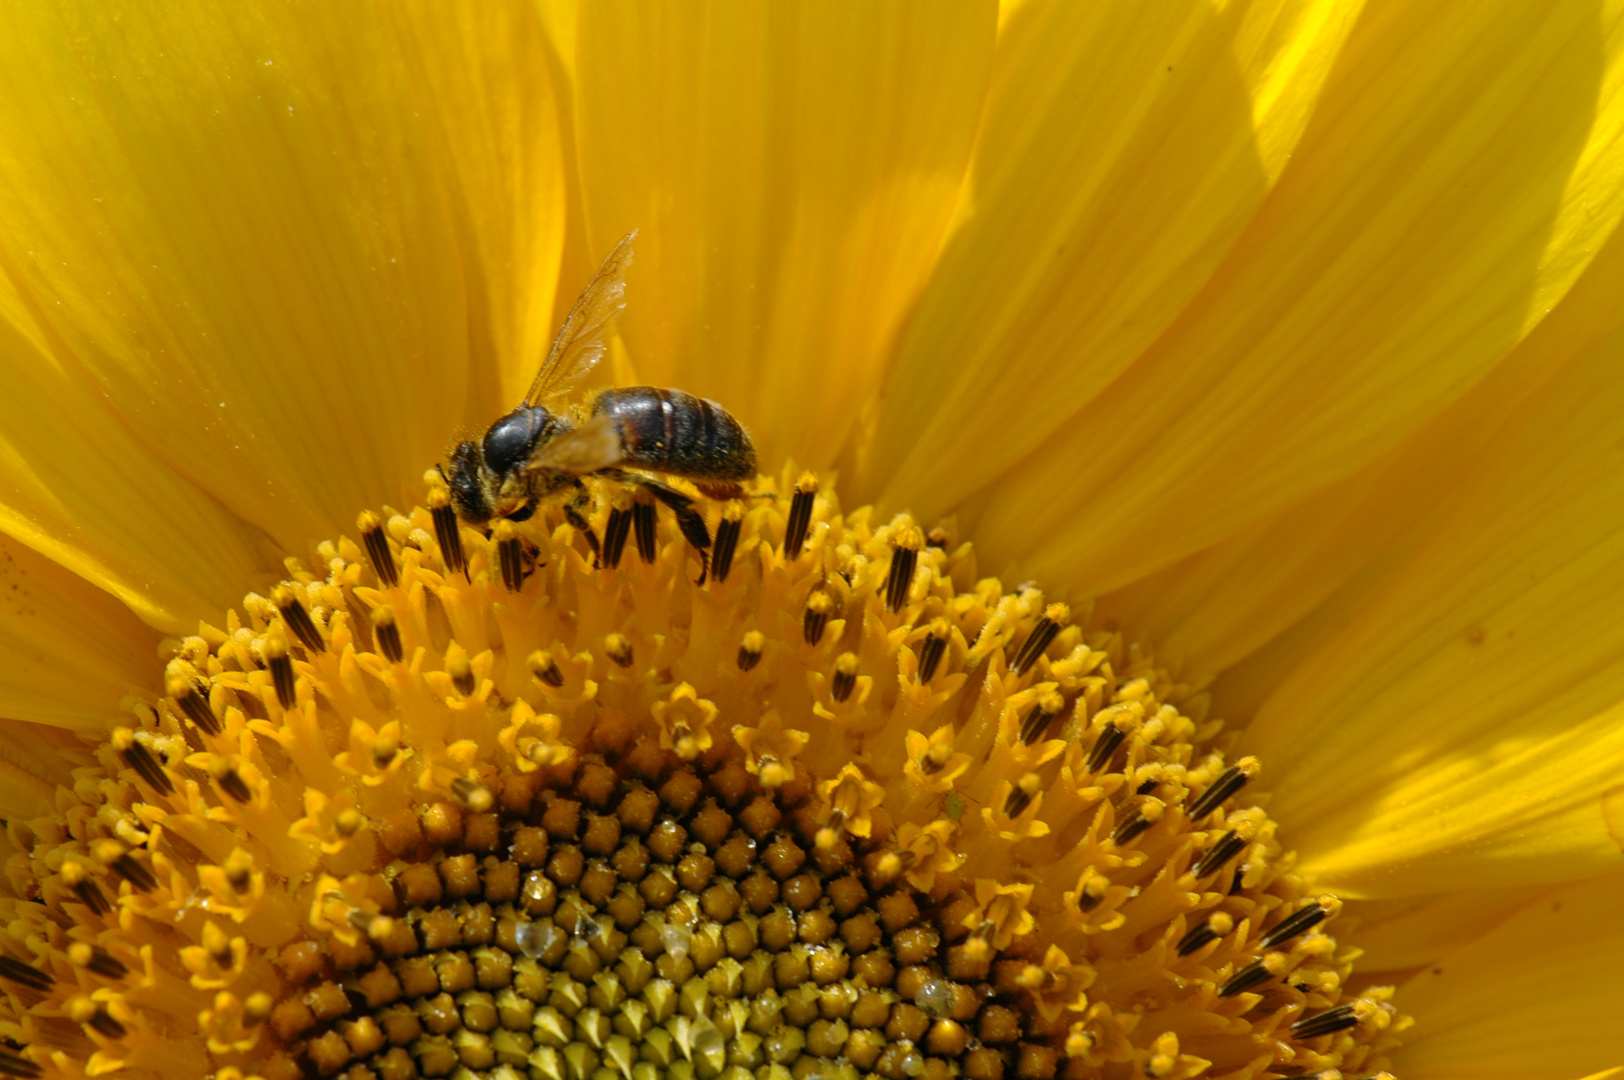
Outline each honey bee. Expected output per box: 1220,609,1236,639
443,230,755,578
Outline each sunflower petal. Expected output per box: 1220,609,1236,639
1238,291,1624,896
572,1,997,469
0,2,558,565
1392,872,1624,1080
961,1,1624,595
0,533,157,728
863,0,1361,510
0,720,89,820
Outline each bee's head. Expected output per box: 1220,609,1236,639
444,440,493,523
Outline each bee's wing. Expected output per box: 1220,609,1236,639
524,229,638,406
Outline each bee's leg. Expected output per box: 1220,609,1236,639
561,478,601,565
605,470,713,585
506,497,540,523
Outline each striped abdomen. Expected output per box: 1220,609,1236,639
594,386,756,482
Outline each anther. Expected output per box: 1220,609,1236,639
784,472,818,556
1018,690,1066,745
93,842,157,893
1291,1002,1364,1041
884,530,920,613
1085,722,1125,773
804,590,833,646
210,758,253,803
372,731,399,770
447,649,476,695
68,997,126,1041
265,636,297,710
633,497,658,563
605,632,634,668
272,584,325,653
1261,896,1340,949
1187,757,1260,819
918,618,949,683
428,487,466,576
451,777,494,813
1004,773,1043,818
112,727,173,796
602,498,633,569
1109,799,1163,845
166,674,221,736
59,863,111,916
528,650,565,687
927,526,950,549
357,510,398,588
67,944,127,980
1075,875,1108,913
1176,912,1234,957
1191,827,1251,880
1010,603,1069,677
737,630,764,672
0,956,53,992
1218,955,1282,998
831,653,859,703
495,520,525,592
371,605,403,664
0,1050,41,1079
712,503,743,583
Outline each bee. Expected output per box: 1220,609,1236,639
443,230,755,578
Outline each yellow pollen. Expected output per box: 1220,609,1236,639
0,466,1408,1080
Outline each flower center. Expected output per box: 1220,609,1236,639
0,468,1404,1080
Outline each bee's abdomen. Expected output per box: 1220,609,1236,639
595,386,755,481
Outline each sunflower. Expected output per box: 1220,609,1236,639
0,3,1622,1079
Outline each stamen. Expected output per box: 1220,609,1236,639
428,487,466,576
68,997,126,1040
357,510,398,588
1219,955,1284,998
737,630,764,672
918,618,949,683
1261,896,1341,948
831,653,859,703
265,636,297,710
712,503,743,583
92,841,157,893
113,726,173,795
1011,603,1069,677
633,497,658,563
605,632,634,668
450,777,493,813
1191,826,1252,880
371,605,403,664
528,650,565,687
784,471,818,556
1188,757,1260,819
0,957,52,993
1018,689,1066,745
495,519,525,592
166,674,221,735
272,584,325,653
1291,1001,1367,1040
59,862,111,916
0,1050,41,1078
211,758,253,803
602,496,633,569
1175,912,1234,956
803,590,833,646
1085,721,1125,773
885,529,920,613
1110,799,1163,845
66,944,128,980
446,647,475,695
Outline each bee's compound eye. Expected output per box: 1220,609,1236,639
482,406,554,476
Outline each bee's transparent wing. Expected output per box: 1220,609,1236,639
524,229,637,406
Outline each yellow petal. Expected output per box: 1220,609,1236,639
0,3,558,574
0,720,85,821
1392,872,1624,1080
960,0,1624,596
1238,286,1624,896
0,315,285,629
1343,882,1556,974
572,1,997,468
0,532,157,728
861,0,1361,510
